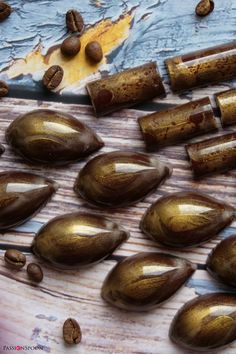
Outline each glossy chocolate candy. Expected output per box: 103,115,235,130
32,213,129,268
0,171,57,230
101,252,195,311
6,109,104,165
207,235,236,287
170,293,236,351
0,144,5,155
86,62,166,117
216,89,236,126
74,151,172,207
140,192,235,248
186,132,236,176
138,97,217,150
166,41,236,92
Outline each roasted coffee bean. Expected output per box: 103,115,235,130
85,41,103,63
27,263,43,283
61,36,81,57
207,235,236,287
66,9,84,33
32,213,129,268
170,293,236,351
4,249,26,269
75,151,172,207
0,171,57,230
0,144,5,155
6,109,103,165
102,252,195,311
140,192,235,248
63,318,82,344
43,65,64,90
196,0,214,17
0,2,11,21
0,80,9,97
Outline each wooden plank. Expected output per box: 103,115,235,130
1,251,236,354
0,97,235,267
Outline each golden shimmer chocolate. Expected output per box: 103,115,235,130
138,97,217,150
86,62,166,116
186,132,236,176
166,41,236,92
215,88,236,126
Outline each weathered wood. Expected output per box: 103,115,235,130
1,252,236,354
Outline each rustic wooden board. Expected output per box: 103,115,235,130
0,0,236,353
0,97,235,354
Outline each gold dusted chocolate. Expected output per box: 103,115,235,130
166,41,236,92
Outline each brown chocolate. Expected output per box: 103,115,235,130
166,41,236,92
139,97,217,150
86,62,166,116
186,132,236,176
215,88,236,126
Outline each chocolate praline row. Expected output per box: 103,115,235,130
86,62,166,117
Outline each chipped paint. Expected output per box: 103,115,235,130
4,13,132,92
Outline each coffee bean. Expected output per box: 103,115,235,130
63,318,82,344
0,2,11,22
61,36,81,57
0,80,9,97
4,249,26,269
27,263,43,282
195,0,214,17
85,41,103,63
66,10,84,33
43,65,64,90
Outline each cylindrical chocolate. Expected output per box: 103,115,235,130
215,89,236,126
186,133,236,176
166,41,236,92
138,97,217,150
86,62,166,117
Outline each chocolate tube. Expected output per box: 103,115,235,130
215,89,236,126
186,133,236,176
138,97,217,150
86,62,166,117
166,41,236,92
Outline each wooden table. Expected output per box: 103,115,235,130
0,1,235,353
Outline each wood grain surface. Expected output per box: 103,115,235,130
0,0,236,353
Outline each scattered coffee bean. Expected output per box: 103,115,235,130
27,263,43,283
85,41,103,63
0,2,11,22
0,80,9,97
61,36,81,57
4,249,26,269
195,0,214,17
66,10,84,33
43,65,64,90
63,318,82,344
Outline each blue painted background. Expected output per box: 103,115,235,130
1,0,236,94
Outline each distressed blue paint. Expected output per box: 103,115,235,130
186,278,236,295
1,0,236,93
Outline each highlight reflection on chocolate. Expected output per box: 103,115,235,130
138,97,217,150
86,62,166,116
166,41,236,92
216,89,236,126
186,132,236,176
